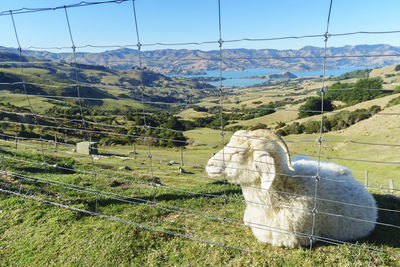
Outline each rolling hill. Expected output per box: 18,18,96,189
0,51,213,110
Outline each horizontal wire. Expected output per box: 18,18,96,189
1,0,399,257
1,154,315,213
1,91,400,116
330,30,400,37
319,211,400,230
2,119,400,181
4,147,383,216
0,132,75,146
2,146,396,252
3,112,397,168
3,123,399,187
0,120,192,146
1,30,400,50
0,79,218,93
7,170,318,229
323,139,400,147
314,236,385,255
326,87,398,92
2,141,397,214
0,0,129,16
2,106,400,149
297,153,400,165
2,169,390,249
0,178,392,256
129,53,400,62
2,114,400,168
8,181,379,256
5,171,232,223
0,61,54,65
0,77,315,98
3,49,400,62
0,188,256,254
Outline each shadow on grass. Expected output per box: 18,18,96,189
85,184,243,211
359,194,400,248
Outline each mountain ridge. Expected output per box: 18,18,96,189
2,44,400,74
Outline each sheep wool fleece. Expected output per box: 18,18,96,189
206,129,377,248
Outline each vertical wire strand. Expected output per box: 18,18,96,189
10,11,50,197
64,6,98,213
217,0,227,245
131,0,156,224
309,0,333,252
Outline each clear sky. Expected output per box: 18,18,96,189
1,0,400,52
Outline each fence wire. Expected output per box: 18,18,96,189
0,0,399,263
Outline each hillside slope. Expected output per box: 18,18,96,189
0,51,213,110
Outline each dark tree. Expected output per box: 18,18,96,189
298,97,334,118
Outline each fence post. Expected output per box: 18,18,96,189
133,142,136,159
54,134,57,152
389,179,394,194
180,146,184,166
15,133,18,150
364,170,368,188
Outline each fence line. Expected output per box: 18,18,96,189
2,107,400,147
0,0,399,261
0,172,393,256
1,138,398,214
2,169,398,246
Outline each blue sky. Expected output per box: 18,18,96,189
1,0,400,52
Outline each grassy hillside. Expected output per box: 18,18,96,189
0,51,213,113
1,53,400,265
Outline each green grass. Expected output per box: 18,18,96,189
0,131,399,265
0,95,55,113
0,176,399,265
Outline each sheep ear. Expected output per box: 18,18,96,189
253,151,276,192
261,130,294,171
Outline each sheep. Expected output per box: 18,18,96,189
206,129,377,248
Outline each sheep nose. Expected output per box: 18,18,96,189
207,162,215,167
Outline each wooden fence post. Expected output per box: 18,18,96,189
389,179,394,194
15,133,18,150
180,147,184,166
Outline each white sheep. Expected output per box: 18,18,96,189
206,129,377,248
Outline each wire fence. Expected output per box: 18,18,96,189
0,0,399,263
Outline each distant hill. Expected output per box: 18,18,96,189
2,44,400,74
0,51,213,107
246,71,297,80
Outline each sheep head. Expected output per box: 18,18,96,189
206,129,294,191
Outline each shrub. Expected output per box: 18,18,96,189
298,97,334,118
368,105,381,115
275,121,286,129
304,121,321,134
387,96,400,107
289,122,305,134
326,78,384,104
276,128,288,136
192,106,208,112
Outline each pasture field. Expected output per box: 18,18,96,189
0,126,399,266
